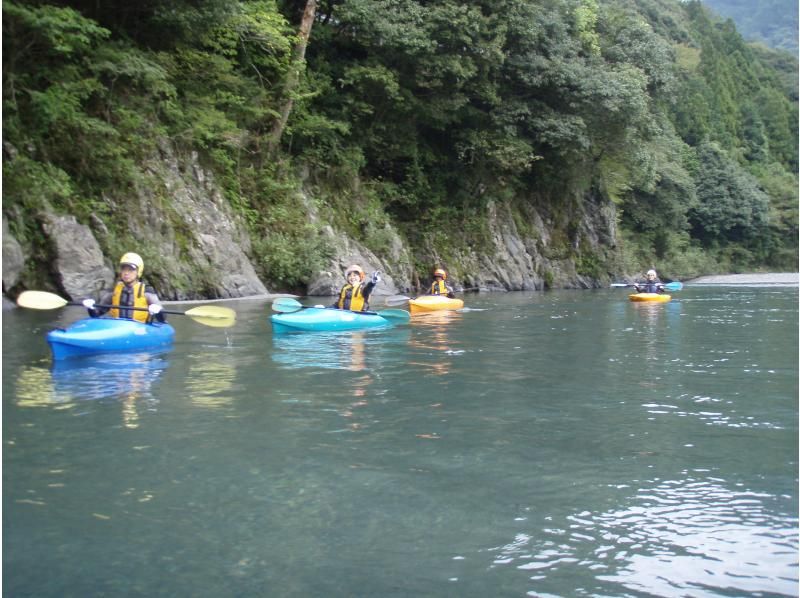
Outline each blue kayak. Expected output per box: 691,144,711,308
271,307,394,333
46,317,175,360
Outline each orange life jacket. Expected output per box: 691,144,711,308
109,281,148,322
337,282,368,311
430,280,449,295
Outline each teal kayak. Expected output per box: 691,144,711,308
271,307,394,333
46,317,175,360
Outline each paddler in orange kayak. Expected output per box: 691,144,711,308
429,268,455,298
632,269,666,294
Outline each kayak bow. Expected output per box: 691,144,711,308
46,318,175,360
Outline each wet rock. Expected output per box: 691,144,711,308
2,216,25,292
41,212,115,299
129,143,268,299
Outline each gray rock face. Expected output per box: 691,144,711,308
2,217,25,292
307,229,403,297
41,213,115,299
2,140,620,302
419,197,614,292
128,144,268,299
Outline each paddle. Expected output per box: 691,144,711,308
272,297,410,322
16,290,237,328
611,281,683,291
385,294,411,307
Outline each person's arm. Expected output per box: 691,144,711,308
446,283,455,298
331,286,343,309
84,291,113,317
144,287,165,322
362,272,381,305
362,281,377,301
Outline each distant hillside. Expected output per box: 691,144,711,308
702,0,798,54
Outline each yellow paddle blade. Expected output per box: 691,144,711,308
183,305,237,321
188,315,236,328
16,290,69,310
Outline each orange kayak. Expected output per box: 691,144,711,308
629,293,671,303
408,295,464,314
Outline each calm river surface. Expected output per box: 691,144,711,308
3,286,798,597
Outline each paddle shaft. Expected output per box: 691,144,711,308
612,282,682,291
78,302,182,317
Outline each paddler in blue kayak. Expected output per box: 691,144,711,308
82,252,165,322
333,264,381,311
632,269,665,294
429,268,455,298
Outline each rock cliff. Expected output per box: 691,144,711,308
3,142,618,301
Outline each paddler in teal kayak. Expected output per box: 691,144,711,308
632,269,666,294
82,252,165,323
333,264,381,311
429,267,455,298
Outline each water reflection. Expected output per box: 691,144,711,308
185,353,237,409
271,328,409,372
15,351,169,427
408,310,464,377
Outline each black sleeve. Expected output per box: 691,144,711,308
89,291,113,317
362,281,376,300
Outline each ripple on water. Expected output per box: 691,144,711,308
491,476,798,597
639,393,789,430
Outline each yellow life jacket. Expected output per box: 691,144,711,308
431,280,448,295
337,282,367,311
109,281,148,322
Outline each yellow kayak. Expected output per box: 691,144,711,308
408,295,464,314
629,293,671,303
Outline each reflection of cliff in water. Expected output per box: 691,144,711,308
271,327,411,371
16,351,170,428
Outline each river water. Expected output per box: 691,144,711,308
3,286,798,597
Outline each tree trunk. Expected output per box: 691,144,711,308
267,0,317,155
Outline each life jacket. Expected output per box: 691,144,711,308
641,280,662,293
337,282,368,311
109,281,149,322
431,280,448,295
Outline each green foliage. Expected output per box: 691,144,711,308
2,0,797,293
2,154,75,219
574,0,602,55
690,142,770,243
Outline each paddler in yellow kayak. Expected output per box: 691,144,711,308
82,252,165,323
632,269,666,294
429,268,456,298
333,264,381,311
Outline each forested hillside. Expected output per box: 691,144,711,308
3,0,797,297
701,0,798,54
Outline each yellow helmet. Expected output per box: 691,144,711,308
433,268,447,280
344,264,365,281
119,252,144,275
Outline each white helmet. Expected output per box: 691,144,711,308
120,252,144,275
646,269,657,278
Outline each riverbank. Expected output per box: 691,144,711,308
686,273,798,285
